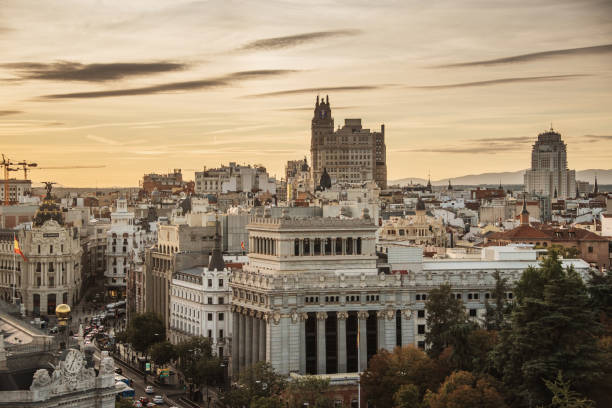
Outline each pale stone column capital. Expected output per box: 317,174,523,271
256,311,263,319
299,312,309,321
249,309,256,317
337,311,349,320
401,309,412,319
357,310,369,320
316,311,328,320
376,310,386,319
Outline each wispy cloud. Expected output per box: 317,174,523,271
433,44,612,68
584,134,612,141
40,69,297,99
396,136,535,154
0,110,22,116
277,105,358,112
2,61,188,82
247,85,385,98
411,75,588,90
239,30,360,51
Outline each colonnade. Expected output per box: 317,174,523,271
249,237,278,256
231,306,267,376
231,306,414,377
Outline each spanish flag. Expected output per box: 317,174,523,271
14,237,27,262
241,241,245,251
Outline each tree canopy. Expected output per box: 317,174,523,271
123,312,165,353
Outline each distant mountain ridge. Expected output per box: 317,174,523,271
390,169,612,186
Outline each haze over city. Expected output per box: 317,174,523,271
1,0,612,187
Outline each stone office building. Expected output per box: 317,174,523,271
230,213,592,378
310,96,387,189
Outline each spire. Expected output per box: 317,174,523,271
316,95,319,107
576,185,580,199
520,194,530,225
326,94,329,104
554,187,558,199
594,174,598,194
208,215,225,271
448,179,452,190
499,179,502,190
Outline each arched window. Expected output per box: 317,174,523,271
314,238,321,255
356,238,362,255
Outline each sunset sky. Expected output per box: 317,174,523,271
1,0,611,187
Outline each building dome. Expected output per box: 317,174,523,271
319,168,331,190
416,198,426,211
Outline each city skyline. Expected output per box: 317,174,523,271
2,0,612,187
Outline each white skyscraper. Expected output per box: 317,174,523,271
524,127,576,200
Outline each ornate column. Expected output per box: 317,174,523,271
376,310,386,351
238,308,246,370
384,308,397,351
357,311,368,372
316,311,327,374
331,238,336,255
342,238,346,255
252,310,259,365
245,309,253,367
401,309,414,347
258,312,266,362
299,313,308,374
231,307,240,377
336,311,348,373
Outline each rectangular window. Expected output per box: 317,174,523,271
418,324,425,334
208,297,213,305
218,313,224,321
208,279,213,287
49,245,53,254
469,309,477,317
417,341,425,350
218,297,224,305
207,313,213,321
219,279,224,287
219,329,224,339
417,310,425,318
208,329,212,338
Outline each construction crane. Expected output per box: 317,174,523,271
1,154,18,205
15,160,37,180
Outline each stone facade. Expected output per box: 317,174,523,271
145,223,216,328
310,96,387,189
230,216,592,378
169,267,232,357
524,128,576,200
0,220,82,315
105,199,153,300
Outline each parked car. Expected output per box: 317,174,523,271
145,385,154,394
139,396,149,404
152,395,164,404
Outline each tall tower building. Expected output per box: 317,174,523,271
310,96,387,189
524,127,576,200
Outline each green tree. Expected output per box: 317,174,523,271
493,253,604,406
175,336,222,398
423,370,507,408
115,399,134,408
360,346,449,408
542,371,594,408
124,312,165,353
484,270,510,331
393,384,422,408
284,377,333,408
149,340,177,366
425,283,468,358
222,362,286,408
